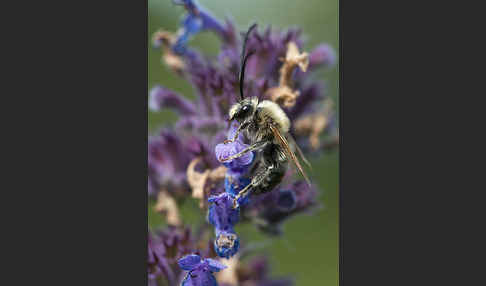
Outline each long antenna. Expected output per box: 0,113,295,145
239,23,257,100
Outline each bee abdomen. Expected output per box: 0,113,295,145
253,163,287,195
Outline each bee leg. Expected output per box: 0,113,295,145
225,121,250,143
220,141,267,162
233,167,272,208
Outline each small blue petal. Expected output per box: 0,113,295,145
199,10,225,34
215,140,253,166
205,258,227,272
178,254,202,271
182,15,203,34
173,15,203,55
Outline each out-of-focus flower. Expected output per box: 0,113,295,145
179,254,227,286
172,0,227,55
158,226,196,262
309,43,337,69
241,181,318,236
294,98,335,150
149,85,197,115
148,231,175,285
152,29,187,73
148,129,193,199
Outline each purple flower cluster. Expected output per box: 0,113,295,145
148,0,337,285
149,226,294,286
149,227,199,286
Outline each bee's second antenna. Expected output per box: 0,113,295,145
239,23,258,101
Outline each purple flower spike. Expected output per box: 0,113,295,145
179,254,227,286
149,85,197,115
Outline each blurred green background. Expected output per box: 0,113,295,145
148,0,338,285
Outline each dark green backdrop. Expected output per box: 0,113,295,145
148,1,339,285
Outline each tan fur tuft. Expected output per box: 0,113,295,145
257,100,290,133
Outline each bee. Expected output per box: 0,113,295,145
220,24,311,208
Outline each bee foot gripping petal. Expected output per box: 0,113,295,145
224,177,251,197
235,192,250,208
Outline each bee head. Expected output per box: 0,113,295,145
228,97,258,122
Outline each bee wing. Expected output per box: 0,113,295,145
270,124,311,186
287,133,312,170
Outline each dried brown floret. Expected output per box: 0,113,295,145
266,41,309,108
215,255,239,285
155,189,182,226
187,157,226,208
152,29,186,73
294,98,334,150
